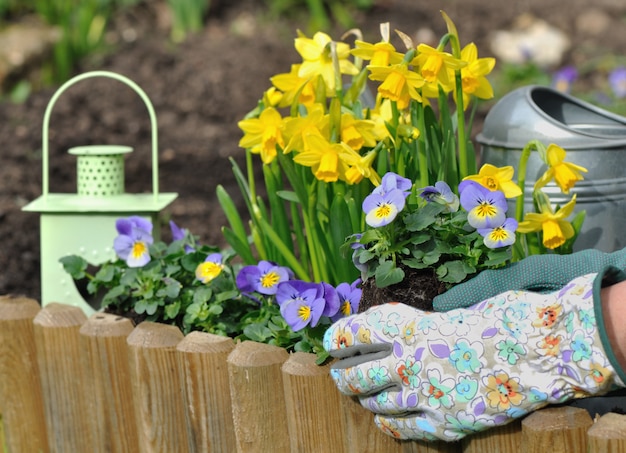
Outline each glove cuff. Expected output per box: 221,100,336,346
593,266,626,386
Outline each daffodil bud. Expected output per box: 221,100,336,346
397,124,420,141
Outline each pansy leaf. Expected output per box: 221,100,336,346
375,260,405,288
59,255,88,279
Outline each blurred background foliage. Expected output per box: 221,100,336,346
0,0,374,94
0,0,625,113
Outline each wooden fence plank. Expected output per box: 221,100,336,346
463,419,522,453
339,394,462,453
176,331,237,453
521,406,593,453
33,302,95,453
587,412,626,453
0,296,49,453
126,321,187,453
281,352,348,453
227,341,289,453
79,312,138,453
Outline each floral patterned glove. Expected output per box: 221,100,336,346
324,268,626,442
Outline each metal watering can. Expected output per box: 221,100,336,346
479,85,626,252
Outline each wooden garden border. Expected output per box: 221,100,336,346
0,295,625,452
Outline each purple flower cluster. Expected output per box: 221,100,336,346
236,261,361,331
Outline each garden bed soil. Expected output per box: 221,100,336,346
2,0,626,299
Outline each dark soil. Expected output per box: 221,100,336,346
359,267,446,313
2,0,626,300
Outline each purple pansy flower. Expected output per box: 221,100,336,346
236,260,293,295
459,181,507,229
419,181,460,212
275,280,326,331
332,279,362,321
113,216,154,267
169,220,194,253
478,217,518,248
373,172,412,197
363,188,407,227
320,281,340,318
552,66,578,93
609,67,626,98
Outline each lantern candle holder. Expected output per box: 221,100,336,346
23,70,178,314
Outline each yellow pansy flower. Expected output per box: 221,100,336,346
517,195,577,249
463,164,522,198
295,31,358,92
535,144,588,194
368,63,425,109
238,107,285,164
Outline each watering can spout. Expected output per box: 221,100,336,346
477,85,626,149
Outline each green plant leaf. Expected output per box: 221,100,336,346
59,255,88,279
374,260,405,287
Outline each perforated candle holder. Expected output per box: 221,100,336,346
23,70,178,314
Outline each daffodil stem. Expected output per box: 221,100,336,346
515,140,541,222
455,71,468,179
415,100,429,187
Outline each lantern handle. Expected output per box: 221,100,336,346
41,70,160,201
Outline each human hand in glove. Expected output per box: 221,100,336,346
433,248,626,311
324,267,626,442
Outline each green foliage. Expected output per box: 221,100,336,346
60,225,332,362
167,0,210,43
352,190,512,289
265,0,374,32
60,238,258,337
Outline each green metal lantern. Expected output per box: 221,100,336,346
23,71,178,314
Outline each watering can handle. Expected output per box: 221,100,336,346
41,70,160,201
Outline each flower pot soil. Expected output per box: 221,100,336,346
358,267,446,313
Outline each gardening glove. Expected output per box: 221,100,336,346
433,247,626,311
324,267,626,442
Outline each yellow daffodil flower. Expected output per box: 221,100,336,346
456,42,495,108
340,113,378,151
282,104,328,154
535,144,588,194
369,96,395,142
463,164,522,198
337,146,381,185
238,107,285,164
517,195,577,249
351,40,404,66
368,63,425,109
294,133,348,182
412,44,466,94
270,64,317,107
295,32,358,92
262,87,283,108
